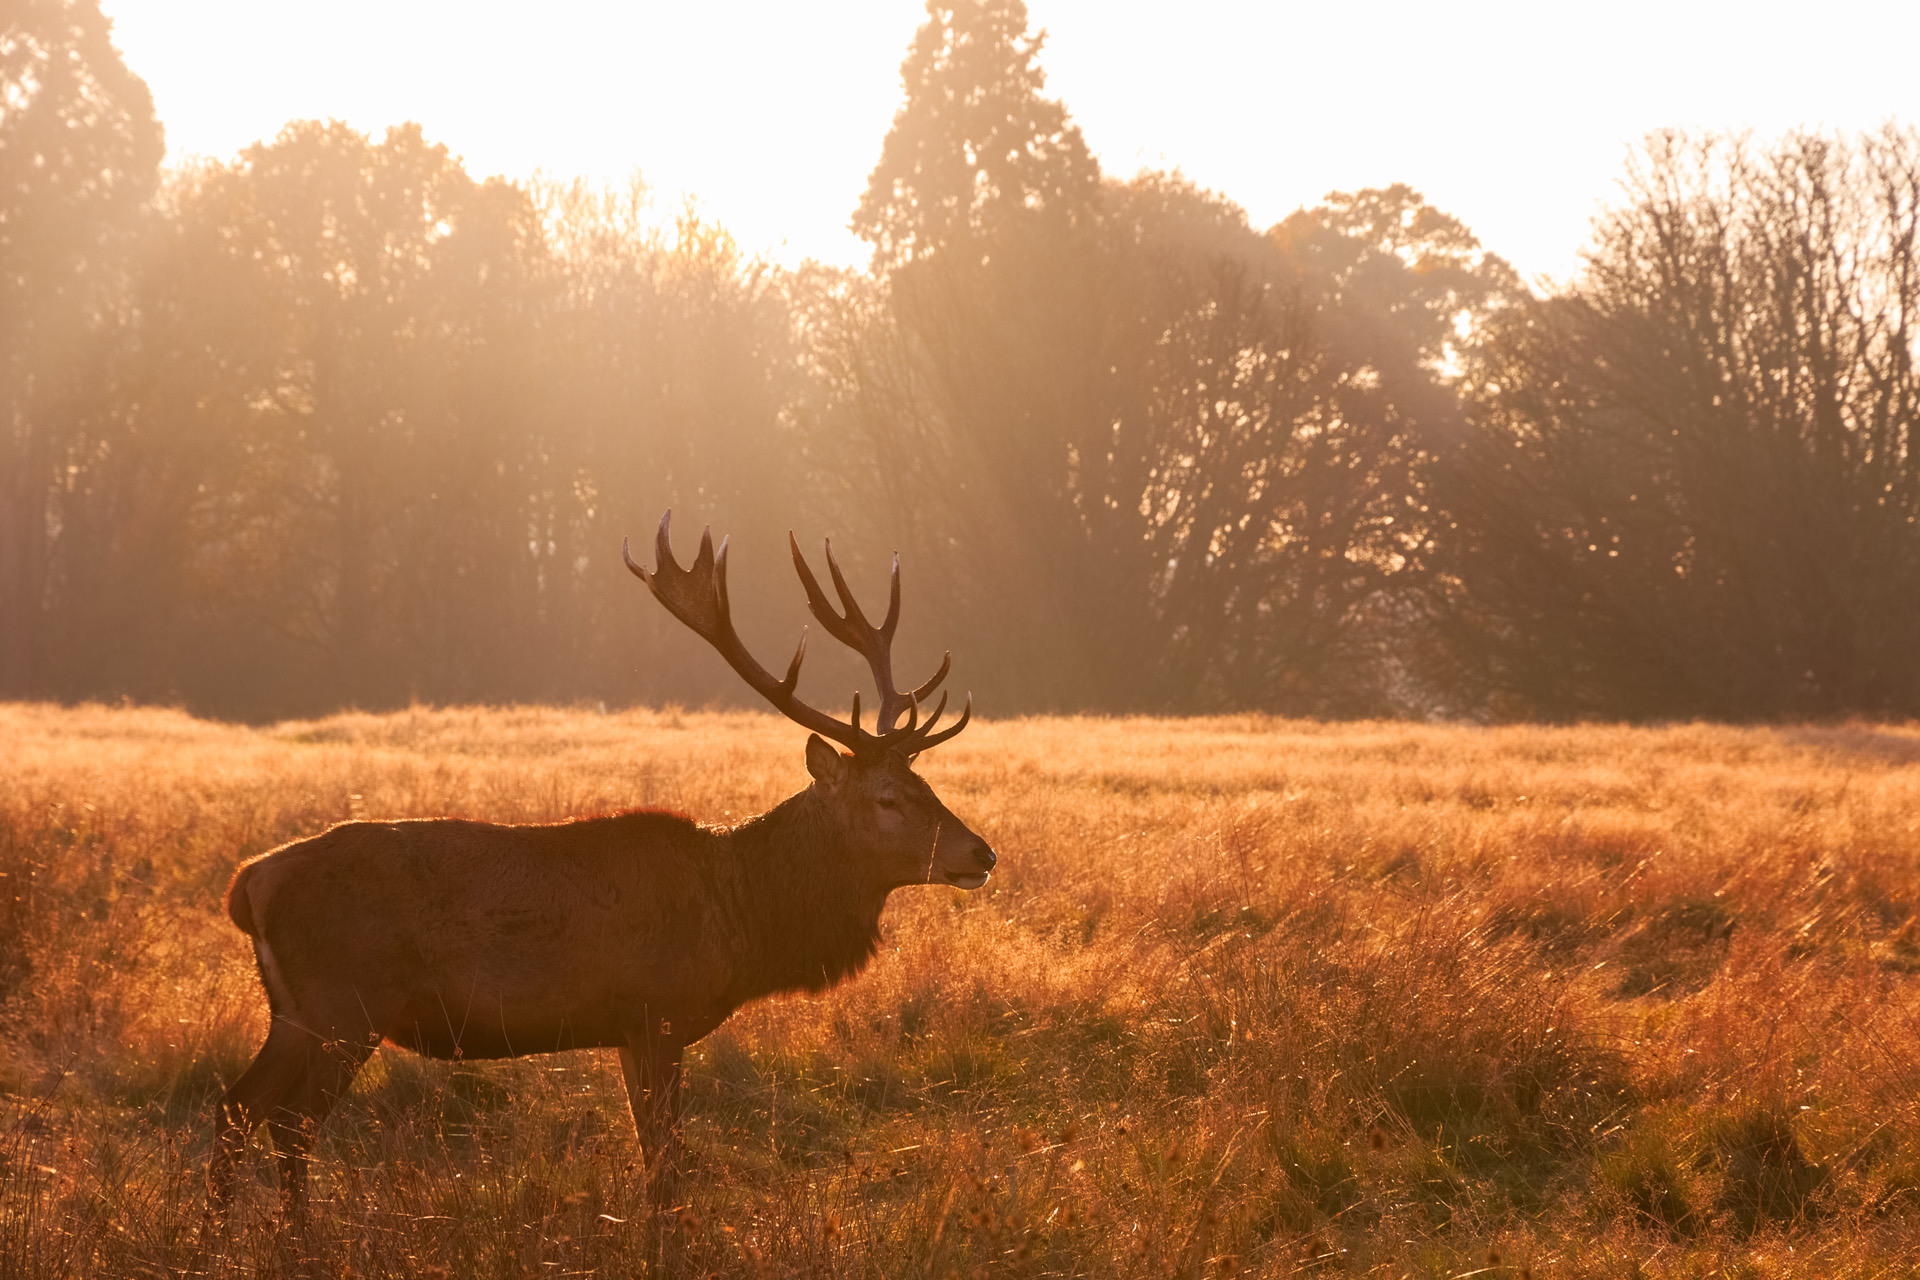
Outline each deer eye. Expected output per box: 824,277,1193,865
877,797,902,812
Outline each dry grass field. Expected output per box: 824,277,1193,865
1,703,1918,1277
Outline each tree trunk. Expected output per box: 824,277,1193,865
0,422,45,699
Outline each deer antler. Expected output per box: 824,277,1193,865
626,512,971,758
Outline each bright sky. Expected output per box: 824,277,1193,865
98,0,1920,286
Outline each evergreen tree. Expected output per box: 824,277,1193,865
852,0,1099,269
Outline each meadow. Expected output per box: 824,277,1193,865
1,702,1917,1277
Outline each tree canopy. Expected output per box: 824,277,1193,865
853,0,1098,269
1441,128,1920,718
1,0,163,697
6,0,1918,721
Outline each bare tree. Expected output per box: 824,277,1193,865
1443,128,1920,718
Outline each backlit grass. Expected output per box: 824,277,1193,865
2,703,1917,1275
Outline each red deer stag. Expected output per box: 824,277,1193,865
209,513,995,1217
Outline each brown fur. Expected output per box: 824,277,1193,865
207,742,995,1220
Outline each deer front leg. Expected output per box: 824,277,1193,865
619,1015,685,1216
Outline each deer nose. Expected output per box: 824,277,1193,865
973,843,997,872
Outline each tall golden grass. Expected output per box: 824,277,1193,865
1,702,1917,1276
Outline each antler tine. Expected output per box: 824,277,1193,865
621,536,650,584
871,688,948,753
910,652,951,702
714,532,812,696
912,690,947,735
789,533,916,736
781,628,807,696
712,533,733,623
629,511,860,752
789,534,863,650
822,539,873,634
913,692,971,751
652,510,677,580
882,553,902,640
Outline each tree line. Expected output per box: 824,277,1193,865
5,0,1917,721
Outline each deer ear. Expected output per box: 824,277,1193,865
804,734,848,787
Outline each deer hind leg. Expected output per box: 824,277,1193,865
262,1029,376,1218
209,1018,317,1216
209,1016,377,1223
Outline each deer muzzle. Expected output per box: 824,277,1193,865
938,836,996,890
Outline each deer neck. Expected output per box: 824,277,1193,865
723,787,889,1000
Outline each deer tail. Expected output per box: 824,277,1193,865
225,859,261,936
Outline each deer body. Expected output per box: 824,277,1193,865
227,788,962,1063
210,516,993,1221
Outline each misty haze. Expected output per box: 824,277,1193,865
3,1,1919,1275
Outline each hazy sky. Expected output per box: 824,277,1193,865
97,0,1920,285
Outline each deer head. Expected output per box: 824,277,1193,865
624,513,994,890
